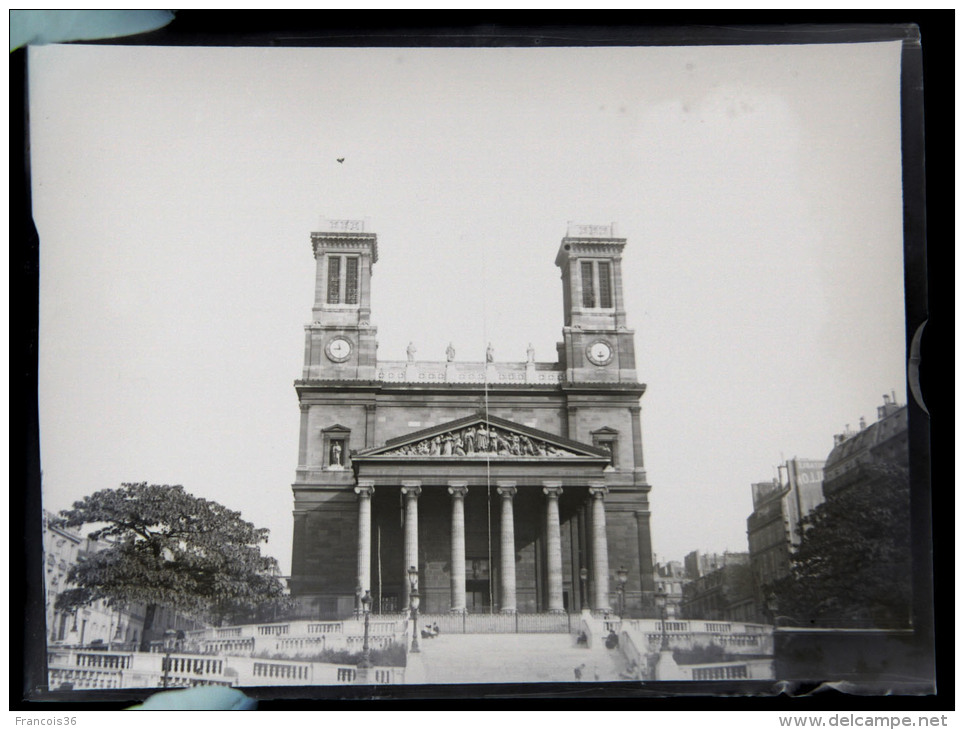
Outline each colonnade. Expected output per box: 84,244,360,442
354,479,612,613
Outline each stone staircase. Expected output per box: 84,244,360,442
413,632,628,684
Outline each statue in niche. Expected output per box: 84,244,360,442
486,343,494,363
527,343,535,363
407,342,416,362
476,426,489,452
446,343,456,362
330,441,343,467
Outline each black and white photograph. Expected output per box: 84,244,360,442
20,17,939,707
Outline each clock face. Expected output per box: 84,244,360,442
587,340,613,366
326,337,353,362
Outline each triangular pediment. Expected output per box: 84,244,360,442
354,413,610,461
321,424,352,433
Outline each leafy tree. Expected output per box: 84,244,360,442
769,461,912,628
54,483,289,650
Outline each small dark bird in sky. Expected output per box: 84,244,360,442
336,158,345,164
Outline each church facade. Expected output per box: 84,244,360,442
289,220,656,619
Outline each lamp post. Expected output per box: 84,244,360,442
161,629,177,688
408,565,420,654
356,590,372,684
111,613,124,651
616,566,628,618
579,567,589,612
655,585,669,651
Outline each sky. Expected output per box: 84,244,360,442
31,42,907,575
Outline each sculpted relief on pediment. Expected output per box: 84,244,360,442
382,423,582,459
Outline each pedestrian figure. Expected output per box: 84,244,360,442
574,666,582,681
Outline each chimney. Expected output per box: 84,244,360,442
878,392,901,419
859,416,867,430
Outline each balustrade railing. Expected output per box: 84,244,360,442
203,638,255,655
603,620,621,634
75,652,131,669
704,622,732,633
417,612,572,635
162,655,224,676
345,635,397,651
253,661,311,681
718,634,761,646
277,636,326,652
690,664,749,681
369,621,400,635
307,622,342,634
257,624,290,636
375,361,564,384
374,669,394,684
336,667,356,683
49,667,122,690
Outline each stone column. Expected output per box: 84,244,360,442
635,509,656,602
589,484,611,611
543,482,565,613
401,481,421,609
354,482,375,600
497,482,518,613
448,482,469,613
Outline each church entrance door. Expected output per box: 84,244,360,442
466,580,491,613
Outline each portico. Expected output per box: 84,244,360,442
350,414,615,615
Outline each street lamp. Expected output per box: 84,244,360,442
579,567,589,612
356,590,373,684
408,566,420,654
111,614,123,651
161,629,177,688
616,566,628,618
655,585,669,651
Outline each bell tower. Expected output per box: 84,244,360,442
555,222,638,383
302,219,378,381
